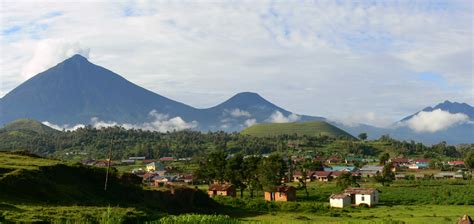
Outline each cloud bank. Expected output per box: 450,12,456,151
403,109,469,133
43,110,197,132
267,111,300,123
229,108,252,118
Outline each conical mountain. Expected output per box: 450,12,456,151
0,54,197,126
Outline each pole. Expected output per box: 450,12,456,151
104,139,112,191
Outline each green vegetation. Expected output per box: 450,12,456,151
153,214,241,224
0,151,219,223
241,121,355,139
1,118,58,134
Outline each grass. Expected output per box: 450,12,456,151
241,205,473,224
241,121,355,139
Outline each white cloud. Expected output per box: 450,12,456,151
402,109,469,133
42,121,85,131
1,1,472,126
244,118,257,127
21,39,90,80
330,111,394,128
42,110,197,132
266,111,300,123
229,108,252,118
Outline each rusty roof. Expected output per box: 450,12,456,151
330,193,350,199
208,184,235,191
344,188,378,195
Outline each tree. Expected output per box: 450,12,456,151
465,152,474,172
225,153,246,197
258,154,287,191
336,172,359,189
358,133,368,141
379,153,390,165
242,156,261,198
297,159,313,198
375,162,395,186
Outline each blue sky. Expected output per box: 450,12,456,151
0,0,472,127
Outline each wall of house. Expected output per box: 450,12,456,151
355,192,378,206
330,197,350,208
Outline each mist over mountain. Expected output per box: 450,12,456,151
0,55,472,144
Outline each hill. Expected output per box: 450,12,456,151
0,151,218,222
0,119,59,134
241,121,355,139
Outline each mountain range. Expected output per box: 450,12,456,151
0,54,472,144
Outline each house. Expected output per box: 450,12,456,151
264,185,296,202
390,158,410,167
146,162,165,172
121,159,135,165
329,193,351,208
359,165,383,177
129,156,146,160
434,172,455,179
327,156,343,164
343,188,380,207
159,157,176,162
324,166,356,172
330,171,348,179
208,183,236,197
152,176,171,186
448,160,465,166
293,171,314,182
314,171,332,182
395,174,405,180
409,159,430,169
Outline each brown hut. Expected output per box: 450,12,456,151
264,185,296,202
207,183,236,197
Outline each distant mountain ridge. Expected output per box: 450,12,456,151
0,54,472,144
0,55,321,132
400,100,474,121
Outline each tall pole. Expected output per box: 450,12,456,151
104,138,112,191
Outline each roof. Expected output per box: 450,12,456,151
208,184,235,191
160,157,176,161
391,158,410,163
330,171,348,177
415,159,430,163
324,166,356,172
272,185,296,192
344,188,378,195
315,171,332,177
448,160,465,165
360,165,384,172
330,193,350,199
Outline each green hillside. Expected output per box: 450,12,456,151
0,151,218,222
241,121,355,139
1,118,59,134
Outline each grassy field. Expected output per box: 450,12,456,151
241,205,473,224
241,121,355,139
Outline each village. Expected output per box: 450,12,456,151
82,154,471,210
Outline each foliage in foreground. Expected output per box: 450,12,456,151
151,214,242,224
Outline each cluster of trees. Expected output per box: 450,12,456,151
194,151,288,197
0,126,471,162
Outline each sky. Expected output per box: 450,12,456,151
0,0,472,128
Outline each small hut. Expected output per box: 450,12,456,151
208,183,236,197
264,185,296,202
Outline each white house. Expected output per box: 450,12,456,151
343,188,379,207
329,193,351,208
